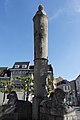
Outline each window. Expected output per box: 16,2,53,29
22,65,27,68
68,85,70,90
63,86,67,91
14,71,18,74
22,71,26,74
19,71,22,74
15,65,19,68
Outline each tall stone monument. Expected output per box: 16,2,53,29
33,4,48,120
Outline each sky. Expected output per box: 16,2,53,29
0,0,80,80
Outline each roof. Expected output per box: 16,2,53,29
12,62,30,69
14,62,30,65
0,67,8,76
29,65,34,70
76,75,80,80
29,64,53,71
55,76,64,83
48,64,53,71
57,79,69,86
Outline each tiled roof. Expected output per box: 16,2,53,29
54,77,64,83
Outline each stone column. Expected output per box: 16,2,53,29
32,4,48,120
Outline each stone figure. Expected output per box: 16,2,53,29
0,91,18,120
52,88,65,104
7,91,18,105
40,88,65,111
40,88,66,120
0,91,32,120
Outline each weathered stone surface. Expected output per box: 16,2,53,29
33,4,48,120
0,91,32,120
39,88,80,120
40,88,66,120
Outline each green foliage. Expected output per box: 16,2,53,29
0,79,15,104
46,78,54,96
0,80,15,92
1,80,7,86
16,75,34,100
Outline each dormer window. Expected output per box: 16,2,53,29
15,65,19,68
22,65,27,68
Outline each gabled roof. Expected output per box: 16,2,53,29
53,77,64,84
55,76,63,83
76,75,80,80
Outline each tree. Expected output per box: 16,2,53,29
16,75,34,101
0,80,7,104
7,80,15,92
46,78,54,96
0,80,15,104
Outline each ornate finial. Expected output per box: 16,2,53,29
34,4,46,16
38,4,44,11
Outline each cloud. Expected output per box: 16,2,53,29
66,0,80,14
49,9,63,21
49,0,80,22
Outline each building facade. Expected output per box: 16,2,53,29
10,62,53,89
75,75,80,105
70,80,78,105
10,62,33,88
10,62,30,81
53,76,63,89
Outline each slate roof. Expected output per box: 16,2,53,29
0,67,11,78
12,62,30,69
14,62,30,65
0,67,8,76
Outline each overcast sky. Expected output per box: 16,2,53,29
0,0,80,80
